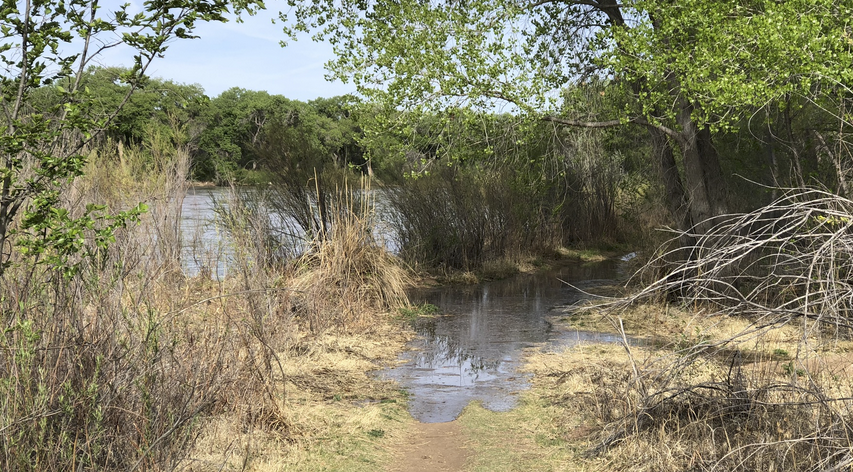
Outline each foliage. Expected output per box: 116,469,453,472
0,0,262,275
283,0,853,236
605,0,853,129
284,0,850,133
197,88,284,181
76,67,208,145
195,90,364,183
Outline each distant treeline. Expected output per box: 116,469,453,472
38,67,851,257
35,67,364,184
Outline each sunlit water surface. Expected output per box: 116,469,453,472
381,262,628,423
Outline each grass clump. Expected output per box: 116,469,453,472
396,303,440,321
288,183,411,333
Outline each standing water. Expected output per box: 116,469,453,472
178,189,630,422
180,186,232,278
381,261,627,423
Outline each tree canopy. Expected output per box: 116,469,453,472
283,0,853,235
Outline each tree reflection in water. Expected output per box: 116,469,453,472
381,261,631,423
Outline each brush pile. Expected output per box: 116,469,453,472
562,189,853,471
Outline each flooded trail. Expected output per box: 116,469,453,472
381,260,627,423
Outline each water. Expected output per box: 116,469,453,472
180,186,232,278
179,188,632,422
381,261,628,423
178,186,396,277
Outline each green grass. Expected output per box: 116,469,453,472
396,303,440,321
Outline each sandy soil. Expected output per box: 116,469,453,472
388,421,470,472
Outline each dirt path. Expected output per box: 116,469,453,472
388,421,470,472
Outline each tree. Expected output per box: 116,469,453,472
283,0,852,237
79,66,208,146
309,95,367,173
0,0,262,275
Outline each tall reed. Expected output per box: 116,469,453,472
0,132,257,471
218,177,410,333
290,179,411,332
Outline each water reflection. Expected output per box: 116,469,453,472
179,186,399,277
381,261,628,423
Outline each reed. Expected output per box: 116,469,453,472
289,179,411,332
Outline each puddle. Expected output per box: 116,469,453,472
380,261,631,423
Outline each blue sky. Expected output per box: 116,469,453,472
98,4,354,101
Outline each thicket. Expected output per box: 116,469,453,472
0,2,408,470
1,127,415,470
577,83,853,469
1,136,224,470
386,120,640,270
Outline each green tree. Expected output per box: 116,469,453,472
252,96,370,241
283,0,852,236
309,95,367,173
197,88,289,181
79,67,208,145
0,0,262,275
197,91,367,183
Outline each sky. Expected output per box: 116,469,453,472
97,4,355,101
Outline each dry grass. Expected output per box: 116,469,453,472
519,327,853,471
523,190,853,471
467,312,853,472
0,139,417,471
289,182,411,333
185,323,414,472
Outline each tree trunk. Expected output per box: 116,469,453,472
675,102,727,235
650,128,692,237
569,0,729,238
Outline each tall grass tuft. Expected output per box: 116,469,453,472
289,180,411,332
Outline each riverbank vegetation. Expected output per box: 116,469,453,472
3,0,853,470
1,137,416,470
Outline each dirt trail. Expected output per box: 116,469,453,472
388,421,470,472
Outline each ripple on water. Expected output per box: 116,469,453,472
380,261,632,423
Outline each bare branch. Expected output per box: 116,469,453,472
542,114,687,146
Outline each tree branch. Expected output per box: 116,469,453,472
542,115,687,147
530,0,628,9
